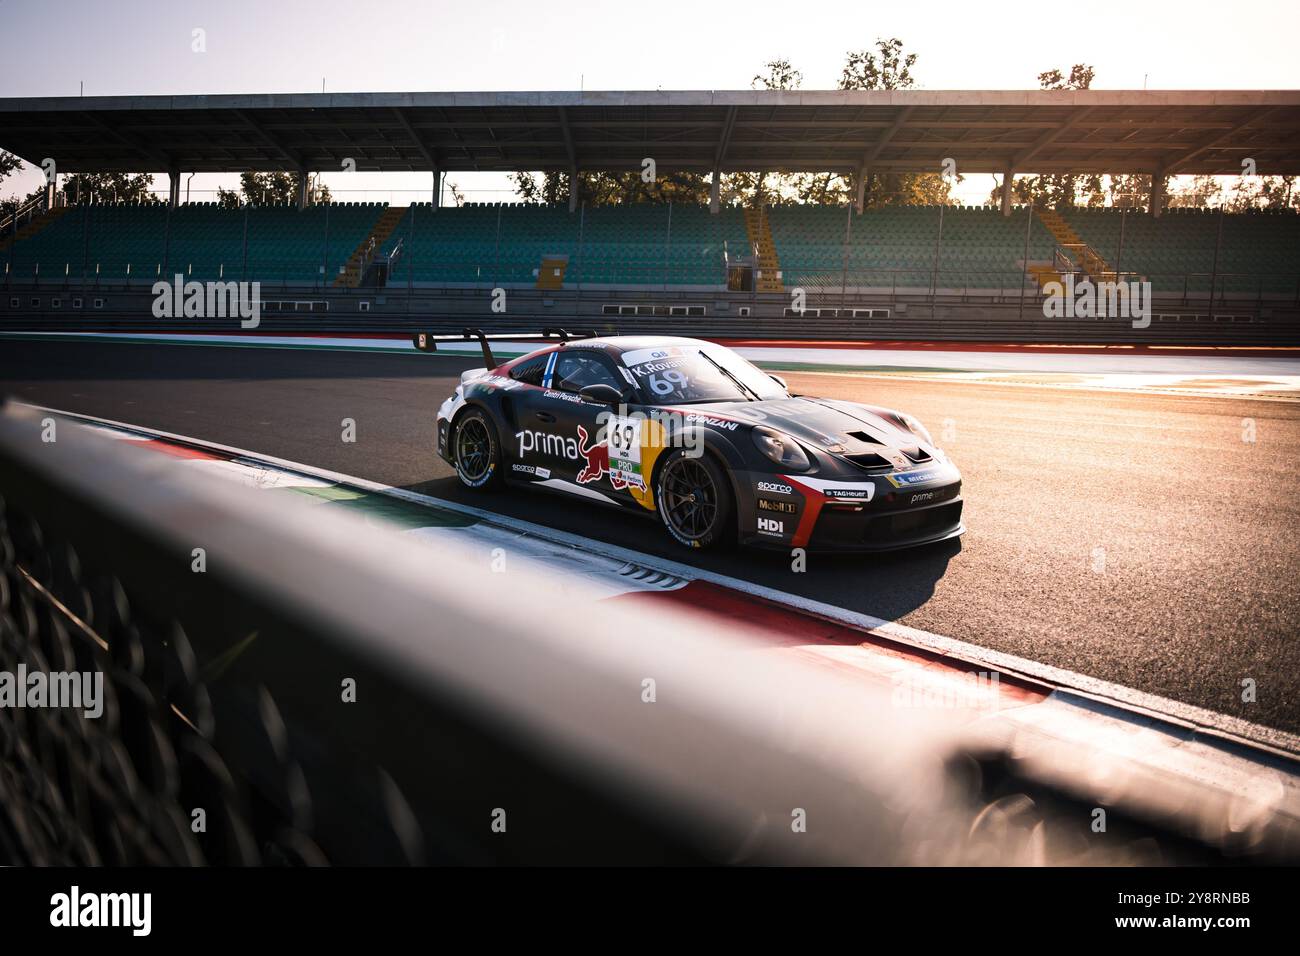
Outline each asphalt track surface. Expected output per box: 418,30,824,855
4,339,1299,735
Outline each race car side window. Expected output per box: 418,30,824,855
509,355,549,386
552,353,624,394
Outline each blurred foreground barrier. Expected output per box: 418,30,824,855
0,401,1296,865
0,401,973,864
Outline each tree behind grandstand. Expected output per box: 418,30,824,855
989,66,1299,212
217,171,331,207
511,39,955,210
1,163,155,217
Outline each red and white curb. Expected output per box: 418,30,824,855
18,401,1300,857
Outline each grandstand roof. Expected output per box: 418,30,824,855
2,89,1299,177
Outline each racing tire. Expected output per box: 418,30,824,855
453,408,503,490
655,449,734,550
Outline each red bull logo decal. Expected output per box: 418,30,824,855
576,425,632,489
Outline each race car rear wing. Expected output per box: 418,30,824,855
410,327,604,369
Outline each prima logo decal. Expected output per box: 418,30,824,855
910,491,935,504
517,429,579,460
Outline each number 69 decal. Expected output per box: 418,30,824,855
648,370,687,396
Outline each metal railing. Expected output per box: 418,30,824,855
0,194,49,237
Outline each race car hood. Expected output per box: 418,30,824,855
681,396,935,460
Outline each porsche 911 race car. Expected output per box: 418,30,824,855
430,330,964,552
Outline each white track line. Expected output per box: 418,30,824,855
16,399,1300,760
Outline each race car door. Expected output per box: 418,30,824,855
545,350,641,502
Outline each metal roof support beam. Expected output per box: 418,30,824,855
558,107,577,168
709,109,736,216
1163,108,1278,176
1151,166,1166,219
1011,107,1098,168
296,168,309,210
432,162,442,208
861,106,914,166
167,167,180,208
855,166,871,214
236,110,302,171
81,111,173,172
569,165,579,213
713,106,737,165
393,107,438,168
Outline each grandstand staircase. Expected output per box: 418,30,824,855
744,207,784,293
1034,208,1119,284
0,205,69,252
535,255,569,290
335,206,406,287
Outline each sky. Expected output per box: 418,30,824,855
2,0,1297,204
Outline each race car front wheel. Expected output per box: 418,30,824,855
655,450,733,550
454,409,502,489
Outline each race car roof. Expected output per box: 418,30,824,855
564,335,710,355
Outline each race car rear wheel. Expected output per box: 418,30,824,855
655,450,733,550
453,409,502,489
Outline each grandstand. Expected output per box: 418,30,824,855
2,89,1299,343
4,202,383,285
6,200,1297,296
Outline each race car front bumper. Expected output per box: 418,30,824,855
736,465,965,553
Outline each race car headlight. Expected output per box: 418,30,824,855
752,427,811,470
899,413,934,447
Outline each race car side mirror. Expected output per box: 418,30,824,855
579,383,624,404
769,374,789,390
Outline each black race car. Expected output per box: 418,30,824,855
430,330,964,552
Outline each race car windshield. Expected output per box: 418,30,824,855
621,345,787,404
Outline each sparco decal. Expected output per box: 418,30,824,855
757,481,793,495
